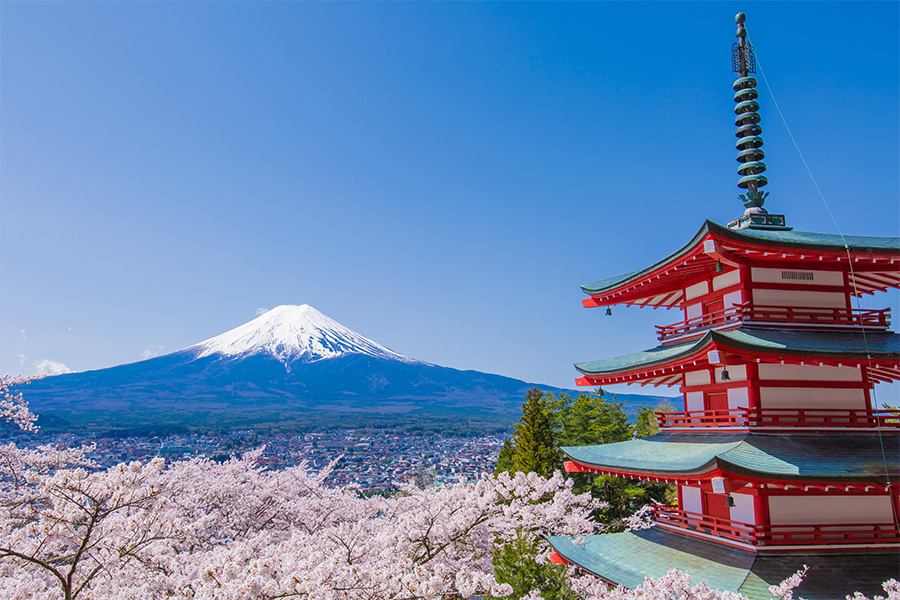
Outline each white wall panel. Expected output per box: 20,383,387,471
751,268,844,286
686,391,704,412
729,493,755,524
713,270,741,291
685,281,710,301
768,495,893,525
757,363,862,382
723,290,743,308
760,387,866,409
681,485,702,515
686,303,702,320
751,289,846,308
684,370,711,386
727,387,750,409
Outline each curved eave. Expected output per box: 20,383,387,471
575,328,900,387
581,221,715,308
547,530,900,600
581,220,900,308
561,434,744,480
709,221,900,255
561,433,900,483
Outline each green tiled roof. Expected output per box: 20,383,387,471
562,432,899,481
575,338,697,375
714,222,900,254
547,528,899,600
562,434,744,476
582,220,900,295
574,327,900,376
719,327,900,356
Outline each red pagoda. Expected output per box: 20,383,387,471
547,13,900,599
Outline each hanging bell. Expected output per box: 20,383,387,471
721,367,731,381
715,261,724,273
605,307,613,316
726,495,736,508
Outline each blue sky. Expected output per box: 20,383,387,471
1,2,898,402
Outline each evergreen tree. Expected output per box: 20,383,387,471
634,398,676,438
496,388,559,477
492,534,577,600
551,389,632,448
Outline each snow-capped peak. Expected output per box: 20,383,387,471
187,305,420,365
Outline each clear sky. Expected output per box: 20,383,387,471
1,2,898,402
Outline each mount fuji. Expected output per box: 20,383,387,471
18,305,609,432
189,305,422,367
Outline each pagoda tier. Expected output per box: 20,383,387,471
576,327,899,432
552,12,900,599
582,221,900,311
575,327,900,387
547,529,898,600
562,432,899,551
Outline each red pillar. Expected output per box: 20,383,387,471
746,362,761,412
752,486,769,527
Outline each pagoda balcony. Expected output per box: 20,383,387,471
655,408,900,431
656,304,891,343
649,504,900,549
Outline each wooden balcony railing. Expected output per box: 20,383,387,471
650,504,753,544
650,504,900,547
656,408,900,430
656,304,891,342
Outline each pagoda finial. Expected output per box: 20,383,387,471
728,12,789,231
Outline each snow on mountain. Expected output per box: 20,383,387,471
187,304,421,365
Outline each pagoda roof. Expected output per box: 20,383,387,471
575,327,900,386
581,220,900,308
546,528,898,600
561,432,899,482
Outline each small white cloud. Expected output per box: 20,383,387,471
67,326,72,331
33,359,73,376
140,345,165,360
20,330,26,342
256,307,270,316
17,352,27,365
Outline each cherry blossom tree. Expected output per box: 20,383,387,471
0,380,895,600
0,439,598,599
0,375,41,432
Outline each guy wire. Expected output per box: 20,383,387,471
752,40,897,526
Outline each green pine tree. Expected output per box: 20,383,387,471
496,388,559,477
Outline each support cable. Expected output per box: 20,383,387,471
754,43,898,529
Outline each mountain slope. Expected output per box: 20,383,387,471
17,305,672,432
188,304,420,365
